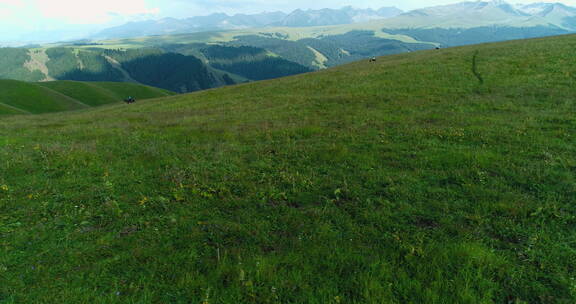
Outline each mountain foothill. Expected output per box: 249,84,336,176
0,1,575,100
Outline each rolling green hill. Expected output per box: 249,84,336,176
0,46,311,92
36,81,174,107
1,35,575,303
0,80,173,115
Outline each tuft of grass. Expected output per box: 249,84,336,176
1,34,575,303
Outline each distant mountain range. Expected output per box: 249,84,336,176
374,1,576,30
271,6,403,27
370,0,576,47
92,1,576,41
92,6,403,39
519,2,576,28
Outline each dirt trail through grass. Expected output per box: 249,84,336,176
39,86,90,108
0,101,31,114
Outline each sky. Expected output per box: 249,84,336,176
0,0,575,42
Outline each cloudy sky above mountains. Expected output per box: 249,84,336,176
0,0,574,41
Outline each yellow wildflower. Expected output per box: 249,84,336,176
139,197,149,206
0,185,8,191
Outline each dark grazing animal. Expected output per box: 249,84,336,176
124,96,136,104
369,57,377,62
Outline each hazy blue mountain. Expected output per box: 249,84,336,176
518,2,576,15
272,6,403,27
93,18,192,39
185,12,288,29
378,0,538,29
377,7,405,18
378,1,576,47
93,1,576,41
93,7,403,40
93,12,288,39
274,9,352,27
518,2,576,29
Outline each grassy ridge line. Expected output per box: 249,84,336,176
36,81,174,108
0,80,175,115
0,35,575,303
86,82,174,99
37,85,91,108
0,79,87,114
36,81,115,107
0,104,27,115
0,102,31,115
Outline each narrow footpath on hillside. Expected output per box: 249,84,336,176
40,86,91,108
0,102,32,114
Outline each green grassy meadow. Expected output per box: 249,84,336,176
0,80,173,115
1,34,575,303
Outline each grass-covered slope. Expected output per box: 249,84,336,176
36,81,174,107
0,80,174,115
0,79,87,114
0,103,29,115
1,35,575,303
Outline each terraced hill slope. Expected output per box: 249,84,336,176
0,35,575,303
0,80,174,115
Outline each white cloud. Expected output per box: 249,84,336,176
0,0,23,5
35,0,160,24
0,0,159,24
